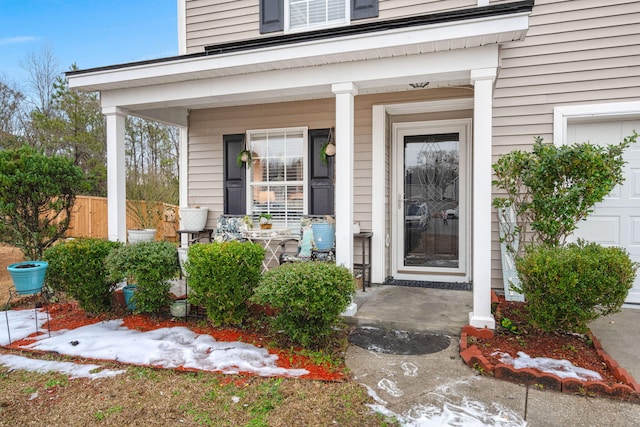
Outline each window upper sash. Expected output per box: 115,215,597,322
260,0,378,34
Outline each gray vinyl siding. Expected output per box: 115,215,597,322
490,0,640,288
185,0,259,51
184,0,518,52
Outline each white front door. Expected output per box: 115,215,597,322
392,120,470,282
569,119,640,305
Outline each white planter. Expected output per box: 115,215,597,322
170,300,190,318
180,207,208,231
128,229,156,244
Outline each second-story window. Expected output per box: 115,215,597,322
287,0,348,31
260,0,378,34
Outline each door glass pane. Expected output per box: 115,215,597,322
403,133,459,268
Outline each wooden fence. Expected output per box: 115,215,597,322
65,196,180,241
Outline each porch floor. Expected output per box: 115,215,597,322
346,284,473,336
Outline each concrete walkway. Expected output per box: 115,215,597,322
344,285,640,426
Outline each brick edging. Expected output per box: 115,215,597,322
460,325,640,401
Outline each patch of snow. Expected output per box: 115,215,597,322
0,308,48,345
368,398,527,427
401,361,418,377
368,400,527,427
492,351,602,381
20,319,308,377
2,308,308,378
367,373,527,427
0,354,125,379
363,383,388,405
401,399,527,427
378,377,404,397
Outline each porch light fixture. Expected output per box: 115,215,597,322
409,82,429,89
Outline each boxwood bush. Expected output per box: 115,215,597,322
44,238,122,314
252,262,355,348
516,240,637,333
184,241,265,326
105,241,180,314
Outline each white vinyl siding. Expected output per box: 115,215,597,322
490,0,640,288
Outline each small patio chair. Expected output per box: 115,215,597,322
278,215,335,263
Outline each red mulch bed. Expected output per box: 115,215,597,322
3,301,346,382
460,293,640,401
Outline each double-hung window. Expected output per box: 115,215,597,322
246,128,307,228
287,0,348,31
259,0,378,34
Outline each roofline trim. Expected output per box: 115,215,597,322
66,0,533,77
204,0,533,55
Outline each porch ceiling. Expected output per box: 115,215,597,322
68,9,530,125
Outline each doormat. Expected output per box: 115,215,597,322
348,326,451,355
383,277,471,291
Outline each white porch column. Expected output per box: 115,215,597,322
178,125,189,247
469,68,496,329
178,125,189,209
103,106,128,243
332,82,358,271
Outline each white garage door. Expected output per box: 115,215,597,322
569,119,640,306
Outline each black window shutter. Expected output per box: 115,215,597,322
351,0,378,20
260,0,284,33
223,134,246,215
308,129,335,215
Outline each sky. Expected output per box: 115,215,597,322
0,0,177,91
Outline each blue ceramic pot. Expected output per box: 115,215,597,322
7,261,48,295
123,285,137,310
311,223,335,251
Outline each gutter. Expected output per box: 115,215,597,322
66,0,533,77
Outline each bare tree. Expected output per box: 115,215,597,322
21,44,60,115
126,116,179,205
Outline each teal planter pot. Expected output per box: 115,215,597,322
123,285,137,310
311,223,335,251
7,261,48,295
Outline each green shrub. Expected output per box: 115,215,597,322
493,132,637,255
44,239,122,314
516,241,638,333
0,145,88,260
185,241,265,326
252,262,355,348
105,241,179,314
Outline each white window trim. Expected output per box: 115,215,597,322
245,127,309,223
284,0,350,33
554,101,640,146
